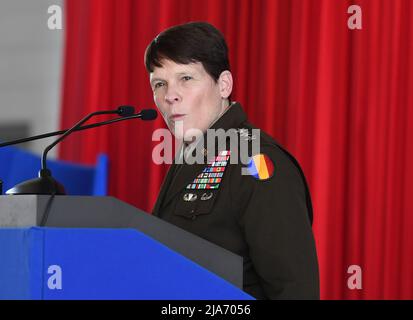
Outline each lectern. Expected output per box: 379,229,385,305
0,196,252,300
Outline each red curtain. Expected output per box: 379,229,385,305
60,0,413,299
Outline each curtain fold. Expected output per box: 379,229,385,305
60,0,413,299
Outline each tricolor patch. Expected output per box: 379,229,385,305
246,154,275,180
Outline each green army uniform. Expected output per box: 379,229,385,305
152,102,320,299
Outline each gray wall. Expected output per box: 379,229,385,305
0,0,63,157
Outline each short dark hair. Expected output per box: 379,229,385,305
144,22,230,82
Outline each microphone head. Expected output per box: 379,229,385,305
117,105,135,117
140,109,158,121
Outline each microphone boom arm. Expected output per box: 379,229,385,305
0,114,144,149
41,110,119,171
2,107,157,195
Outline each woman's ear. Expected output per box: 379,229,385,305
218,70,233,99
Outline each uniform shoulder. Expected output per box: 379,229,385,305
237,122,295,165
235,121,308,184
230,120,314,224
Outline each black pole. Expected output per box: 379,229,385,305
0,114,142,148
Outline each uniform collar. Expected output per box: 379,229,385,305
177,101,247,163
209,101,247,131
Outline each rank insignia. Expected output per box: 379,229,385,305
246,153,275,180
237,128,256,141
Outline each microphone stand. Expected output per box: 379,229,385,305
6,109,123,195
1,108,157,195
0,116,138,195
0,113,144,148
2,108,156,195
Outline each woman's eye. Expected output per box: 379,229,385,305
154,82,165,89
182,76,192,81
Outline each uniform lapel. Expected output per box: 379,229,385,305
152,163,178,216
160,162,205,209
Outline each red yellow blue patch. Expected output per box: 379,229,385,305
246,154,275,180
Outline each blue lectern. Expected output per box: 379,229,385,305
0,196,253,300
0,227,252,299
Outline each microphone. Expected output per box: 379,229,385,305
118,105,135,117
5,106,157,195
140,109,158,121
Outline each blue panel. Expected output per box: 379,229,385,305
0,147,18,192
0,228,43,299
39,228,252,300
0,228,253,300
0,146,108,196
92,154,108,196
28,228,45,299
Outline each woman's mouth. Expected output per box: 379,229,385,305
169,114,186,122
